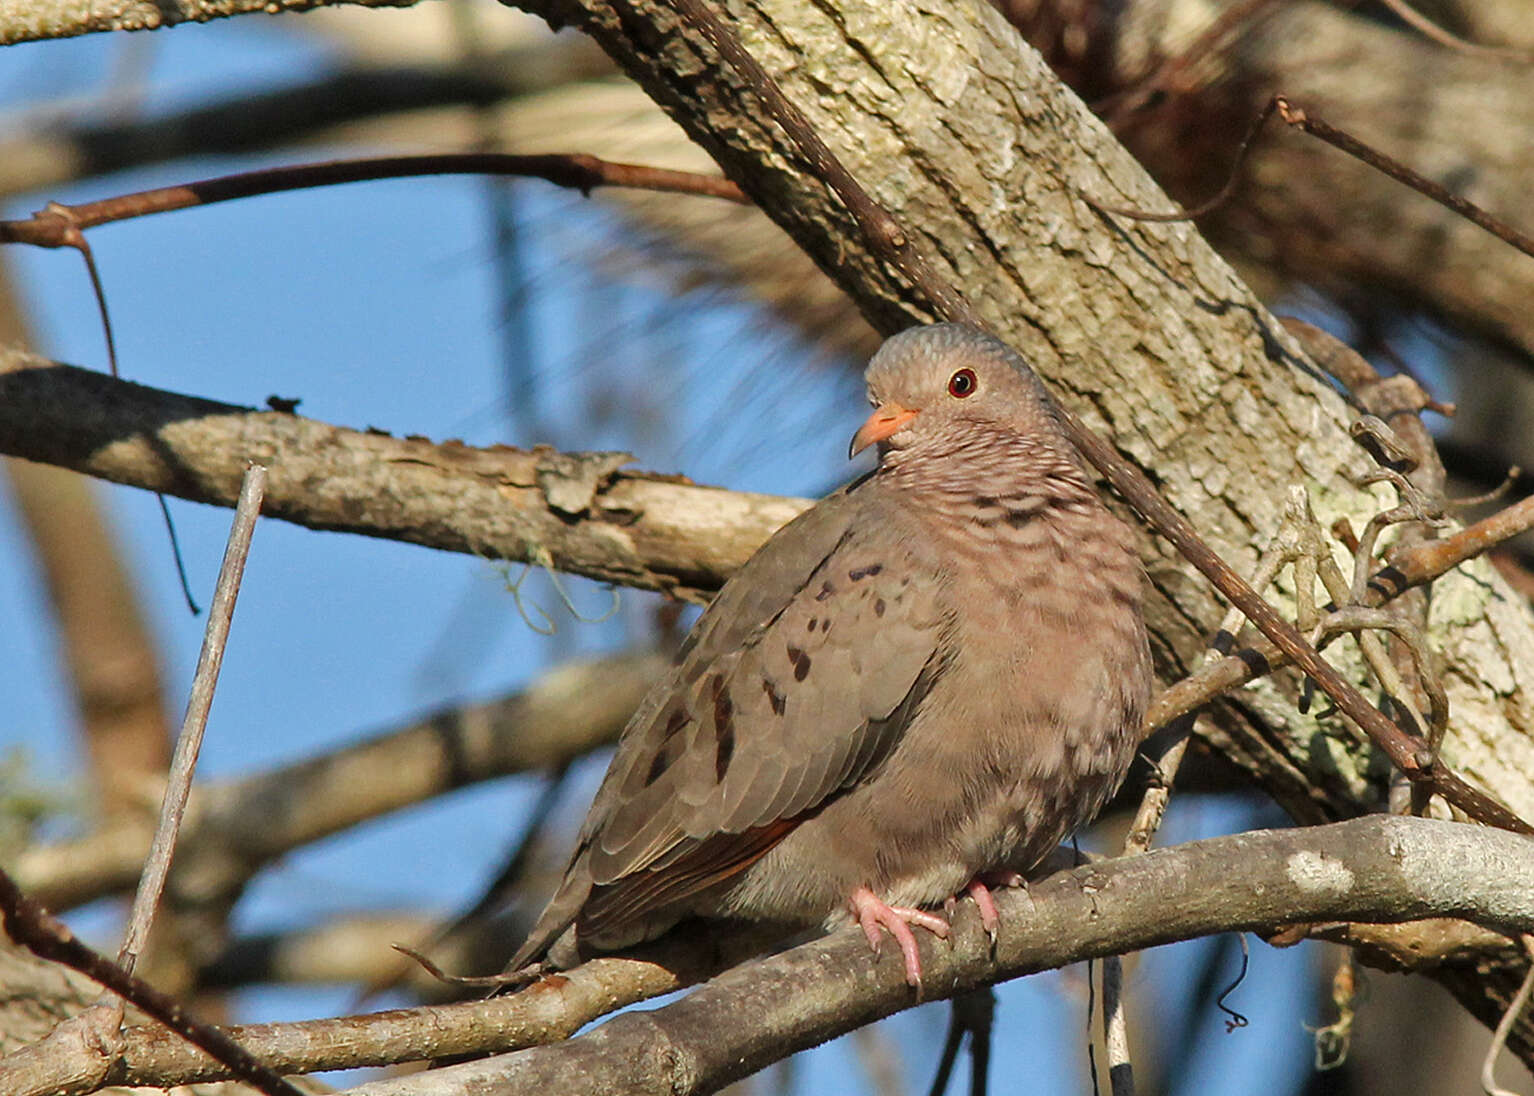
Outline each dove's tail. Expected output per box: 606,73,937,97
505,857,594,976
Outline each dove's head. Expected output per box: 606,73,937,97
849,323,1065,460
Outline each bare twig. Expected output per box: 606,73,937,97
1086,98,1280,222
1375,0,1534,59
1273,96,1534,261
1381,495,1534,597
1482,937,1534,1096
117,463,266,976
1145,487,1534,742
1092,90,1534,274
1103,954,1134,1096
0,153,745,250
0,866,305,1096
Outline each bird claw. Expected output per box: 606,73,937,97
965,870,1025,942
850,886,951,987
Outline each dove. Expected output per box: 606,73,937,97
506,323,1151,986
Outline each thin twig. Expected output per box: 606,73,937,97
1123,728,1192,857
1144,488,1534,739
1092,91,1534,271
117,463,267,975
0,865,306,1096
1087,94,1279,222
0,153,745,250
1482,936,1534,1096
1381,494,1534,597
1375,0,1534,59
1103,954,1134,1096
1274,96,1534,261
1450,469,1521,510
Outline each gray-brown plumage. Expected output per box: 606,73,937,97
508,323,1150,985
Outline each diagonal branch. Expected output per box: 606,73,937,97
13,649,665,912
0,867,305,1096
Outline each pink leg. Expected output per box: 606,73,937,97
849,886,951,987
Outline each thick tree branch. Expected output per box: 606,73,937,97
342,816,1534,1095
0,350,807,603
5,816,1528,1094
12,650,665,911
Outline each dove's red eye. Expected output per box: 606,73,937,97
947,369,977,398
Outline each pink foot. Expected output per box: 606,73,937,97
849,886,951,987
964,870,1025,940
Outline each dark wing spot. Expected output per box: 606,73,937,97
661,708,689,742
711,676,736,782
646,734,686,786
762,676,787,716
644,709,692,787
816,581,836,601
807,617,818,632
874,598,886,617
786,644,812,682
848,564,883,581
714,721,735,783
711,674,733,728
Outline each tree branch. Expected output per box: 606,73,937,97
341,816,1534,1095
0,0,418,47
0,153,743,250
0,867,305,1096
0,349,807,603
12,650,665,912
7,816,1529,1094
